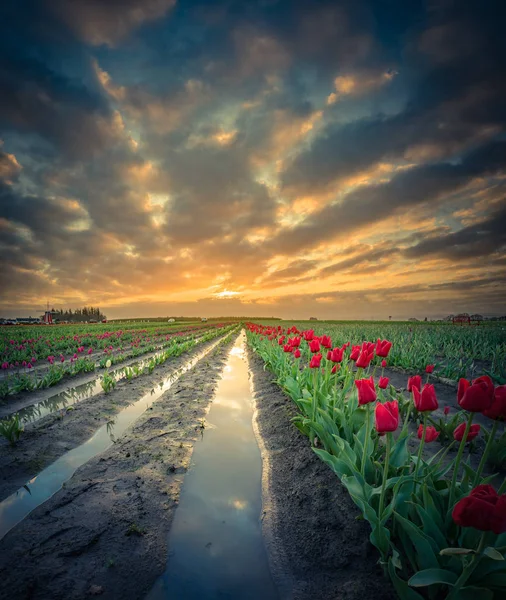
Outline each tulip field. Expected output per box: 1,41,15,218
0,320,228,400
247,321,506,600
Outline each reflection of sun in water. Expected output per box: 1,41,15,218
229,498,248,510
230,346,245,358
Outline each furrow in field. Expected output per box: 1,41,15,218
0,328,237,505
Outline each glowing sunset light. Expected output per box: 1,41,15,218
0,0,504,321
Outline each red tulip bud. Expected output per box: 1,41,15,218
407,375,422,392
378,376,389,389
375,401,399,433
355,377,376,405
452,485,506,534
458,375,495,412
417,424,439,442
453,422,481,443
309,353,322,368
483,386,506,421
412,383,438,412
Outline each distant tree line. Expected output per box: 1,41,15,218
53,307,107,322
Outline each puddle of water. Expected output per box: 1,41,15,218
0,336,227,541
148,333,278,600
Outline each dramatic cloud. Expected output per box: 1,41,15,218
0,0,505,319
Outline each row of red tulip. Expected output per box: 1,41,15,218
246,321,506,600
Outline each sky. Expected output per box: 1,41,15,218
0,0,505,321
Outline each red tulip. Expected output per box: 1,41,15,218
289,336,301,348
329,347,344,363
407,375,422,392
375,339,392,358
88,348,93,355
458,375,495,412
482,386,506,421
453,485,506,534
309,339,321,353
413,384,438,412
375,401,399,433
417,425,439,442
458,378,470,402
425,364,435,373
309,353,322,368
350,345,361,361
356,347,375,369
320,335,332,349
444,406,450,416
355,377,376,405
303,330,314,341
283,344,292,353
331,364,338,374
381,360,387,368
378,376,389,389
293,349,301,359
453,422,481,443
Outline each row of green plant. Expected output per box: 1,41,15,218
0,320,221,366
0,327,218,400
247,323,506,600
0,324,238,445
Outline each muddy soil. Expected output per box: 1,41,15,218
249,349,395,600
0,333,236,600
0,333,231,502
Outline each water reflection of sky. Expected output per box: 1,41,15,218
149,334,277,600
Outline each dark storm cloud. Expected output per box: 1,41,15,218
404,202,506,260
281,0,506,194
161,144,276,244
48,0,177,47
0,53,119,160
270,141,506,254
318,245,399,277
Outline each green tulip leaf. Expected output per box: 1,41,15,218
456,586,494,600
483,547,505,561
408,568,458,587
439,547,475,556
394,512,440,570
313,448,353,478
390,431,410,469
388,559,425,600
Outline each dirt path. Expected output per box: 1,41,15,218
249,349,395,600
0,333,232,502
0,333,236,600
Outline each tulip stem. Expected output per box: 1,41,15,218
361,404,371,478
401,398,412,434
414,413,427,484
378,433,391,519
311,368,318,445
448,412,474,511
473,420,499,487
447,531,489,600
